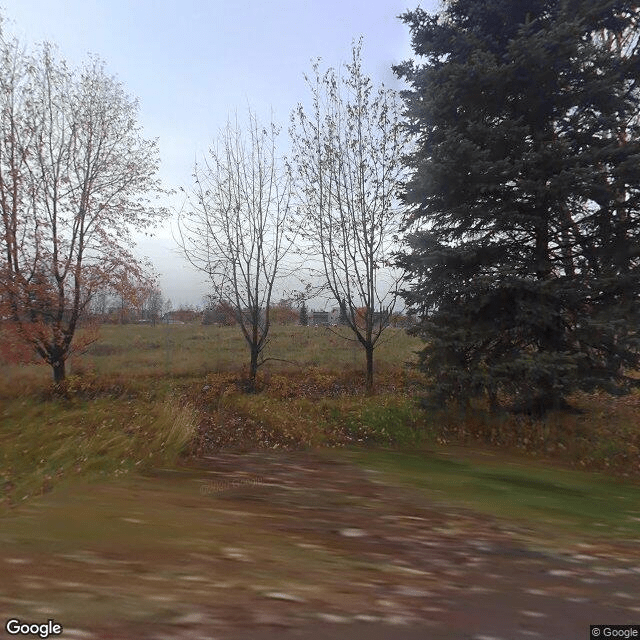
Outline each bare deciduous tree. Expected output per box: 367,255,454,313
146,287,164,327
177,111,295,389
290,39,408,392
0,25,164,382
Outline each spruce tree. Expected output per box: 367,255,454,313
339,298,349,326
396,0,640,413
299,301,309,326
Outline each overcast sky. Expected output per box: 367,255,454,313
0,0,439,308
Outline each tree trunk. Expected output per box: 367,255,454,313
365,343,374,395
248,345,259,393
52,358,66,384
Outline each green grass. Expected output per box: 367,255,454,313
339,447,640,544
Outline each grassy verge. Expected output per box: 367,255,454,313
339,447,640,545
0,380,197,512
187,367,427,452
0,325,423,511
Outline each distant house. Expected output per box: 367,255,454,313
202,304,237,326
372,310,391,328
162,311,184,324
310,310,330,326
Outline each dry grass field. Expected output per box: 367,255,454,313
2,323,420,384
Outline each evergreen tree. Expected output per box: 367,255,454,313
396,0,640,413
299,301,309,326
339,298,349,326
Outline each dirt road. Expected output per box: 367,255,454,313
1,451,639,639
